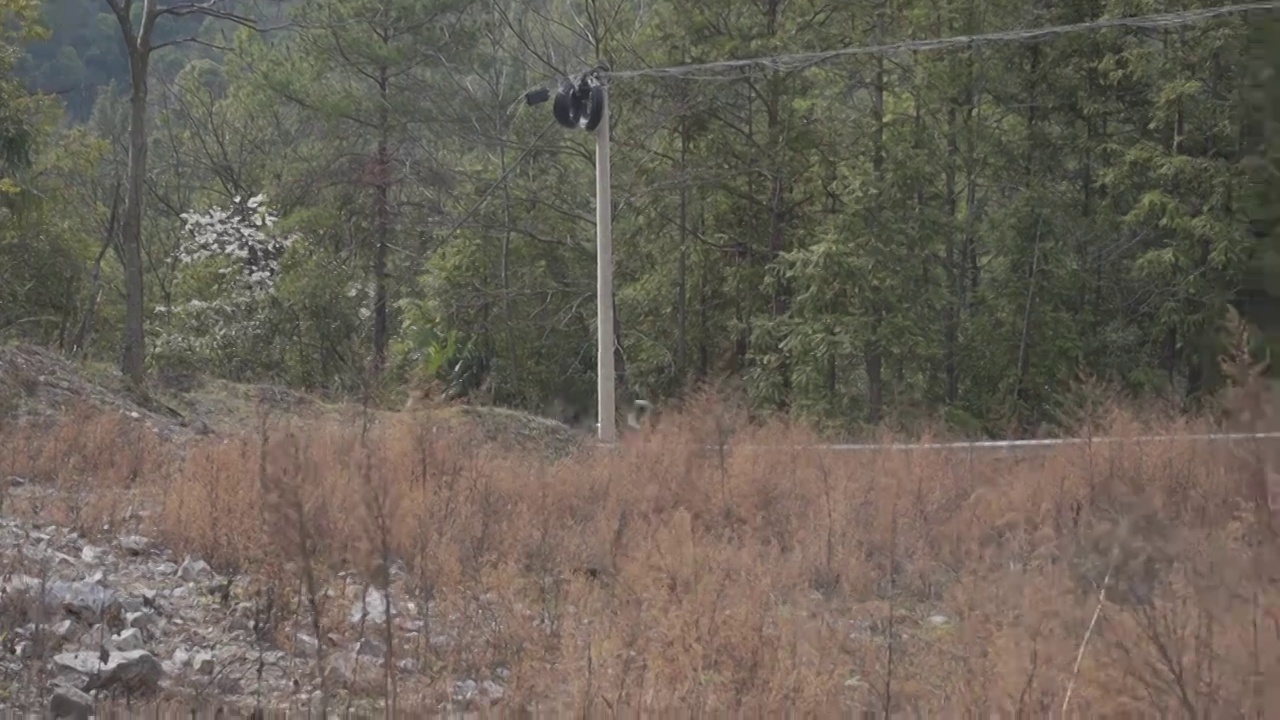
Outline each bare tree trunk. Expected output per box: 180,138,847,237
698,233,709,379
71,182,122,359
676,117,689,376
105,0,259,386
612,295,628,405
121,49,150,388
764,2,791,410
371,65,392,376
1012,46,1042,428
499,118,518,400
866,1,887,425
964,48,984,316
944,103,961,404
867,308,884,425
1013,222,1041,413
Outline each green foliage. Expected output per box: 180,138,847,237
17,0,239,119
0,0,109,345
8,0,1277,436
1239,10,1280,365
0,0,47,176
392,301,461,393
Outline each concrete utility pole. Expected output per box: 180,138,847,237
595,87,615,443
530,68,614,442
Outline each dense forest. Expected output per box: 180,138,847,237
4,0,1280,437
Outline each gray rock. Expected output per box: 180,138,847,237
3,571,117,617
52,619,82,643
0,575,36,596
348,586,388,625
215,644,247,665
79,545,104,563
177,557,212,582
396,616,423,632
191,650,215,675
453,679,478,702
117,535,150,555
480,679,505,701
49,684,94,720
46,579,118,624
96,649,165,692
293,633,318,657
53,650,108,676
111,628,144,652
55,649,165,693
326,649,384,685
126,609,157,633
355,637,385,658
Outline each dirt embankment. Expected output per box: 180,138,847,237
0,342,585,452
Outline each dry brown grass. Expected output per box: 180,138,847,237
2,386,1279,716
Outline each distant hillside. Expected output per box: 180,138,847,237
18,0,288,120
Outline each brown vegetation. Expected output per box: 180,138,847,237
2,380,1278,716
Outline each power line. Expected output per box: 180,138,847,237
738,430,1280,453
608,2,1280,81
437,119,557,245
587,431,1280,452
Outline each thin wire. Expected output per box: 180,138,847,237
583,431,1280,452
438,119,558,245
608,2,1280,81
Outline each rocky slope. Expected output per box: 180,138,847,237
0,477,508,717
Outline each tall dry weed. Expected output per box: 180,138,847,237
1,402,165,537
0,388,1277,714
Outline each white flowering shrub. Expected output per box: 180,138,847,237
177,193,295,292
152,193,372,389
153,194,301,379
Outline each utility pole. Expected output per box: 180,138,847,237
595,87,615,443
530,68,614,442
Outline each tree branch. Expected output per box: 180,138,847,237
139,0,160,52
151,35,234,52
155,0,258,29
104,0,138,46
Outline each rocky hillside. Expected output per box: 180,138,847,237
0,345,578,716
0,482,511,716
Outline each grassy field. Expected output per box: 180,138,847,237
1,345,1278,715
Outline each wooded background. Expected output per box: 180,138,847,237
4,0,1280,438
